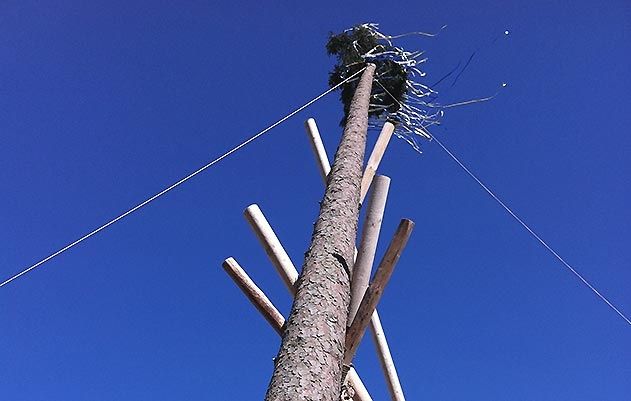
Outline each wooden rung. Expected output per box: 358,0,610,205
370,311,405,401
244,204,298,294
305,118,331,181
349,174,391,323
222,257,285,335
344,219,415,365
360,122,394,204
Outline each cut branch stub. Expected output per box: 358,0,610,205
344,218,415,365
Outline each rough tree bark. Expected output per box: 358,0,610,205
263,64,376,401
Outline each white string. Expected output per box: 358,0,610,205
375,79,630,326
0,67,367,289
431,134,631,326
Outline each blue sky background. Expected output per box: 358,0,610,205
1,1,630,400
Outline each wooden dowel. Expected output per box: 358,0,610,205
244,204,298,293
221,257,372,401
360,122,394,203
370,312,405,401
349,175,391,323
345,219,415,364
370,313,406,401
347,367,372,401
305,118,331,181
304,119,406,400
222,257,285,335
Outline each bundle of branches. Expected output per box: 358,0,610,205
327,23,442,151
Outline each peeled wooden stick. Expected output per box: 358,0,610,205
360,122,394,203
244,204,298,292
345,219,415,365
221,257,372,401
305,118,331,183
222,257,285,335
346,368,372,401
349,175,391,323
370,312,405,401
305,120,406,401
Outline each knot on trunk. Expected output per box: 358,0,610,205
332,253,351,279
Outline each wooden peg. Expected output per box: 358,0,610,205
345,219,414,365
244,204,298,293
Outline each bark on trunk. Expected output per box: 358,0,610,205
264,64,376,401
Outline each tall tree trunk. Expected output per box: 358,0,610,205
264,64,376,401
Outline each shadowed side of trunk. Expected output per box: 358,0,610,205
264,64,376,401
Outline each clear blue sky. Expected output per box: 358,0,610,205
1,1,629,400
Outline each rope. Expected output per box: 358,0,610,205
375,79,631,326
0,67,367,289
431,135,631,326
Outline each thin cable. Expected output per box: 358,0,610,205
375,79,631,326
432,135,631,326
0,67,367,289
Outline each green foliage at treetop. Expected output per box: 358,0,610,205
327,25,407,125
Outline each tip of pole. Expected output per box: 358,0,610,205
244,204,260,214
375,174,391,185
305,118,318,130
401,218,415,230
